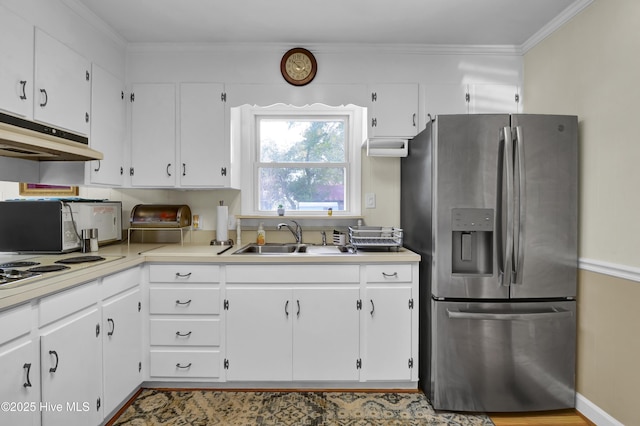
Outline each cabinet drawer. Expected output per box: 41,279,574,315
150,350,220,378
365,264,412,283
0,304,31,343
150,319,220,346
39,280,98,327
149,287,220,314
102,266,140,300
149,264,220,283
226,264,360,283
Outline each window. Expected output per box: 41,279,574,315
237,104,364,216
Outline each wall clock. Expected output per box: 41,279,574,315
280,48,317,86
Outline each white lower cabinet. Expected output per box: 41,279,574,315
0,304,39,426
40,307,102,426
225,264,361,382
102,287,142,415
148,264,223,380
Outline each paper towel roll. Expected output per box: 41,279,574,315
216,205,228,242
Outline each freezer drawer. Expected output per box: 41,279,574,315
430,300,576,412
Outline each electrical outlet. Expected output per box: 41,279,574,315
365,193,376,209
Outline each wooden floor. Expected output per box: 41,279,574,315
489,409,595,426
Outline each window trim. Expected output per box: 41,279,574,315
238,103,364,216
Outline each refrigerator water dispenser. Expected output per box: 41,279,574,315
451,208,494,275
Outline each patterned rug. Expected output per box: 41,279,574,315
110,389,494,426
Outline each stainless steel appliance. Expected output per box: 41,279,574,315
0,200,122,253
401,114,578,412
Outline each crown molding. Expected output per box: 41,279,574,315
521,0,595,54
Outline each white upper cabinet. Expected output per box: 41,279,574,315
130,83,176,187
368,83,419,138
423,83,520,117
179,83,227,187
0,6,33,118
89,64,125,186
34,29,91,135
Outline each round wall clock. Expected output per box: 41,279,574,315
280,48,317,86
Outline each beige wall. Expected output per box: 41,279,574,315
524,1,640,424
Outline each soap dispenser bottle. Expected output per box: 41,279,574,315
257,222,266,245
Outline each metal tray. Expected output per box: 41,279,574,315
348,226,403,250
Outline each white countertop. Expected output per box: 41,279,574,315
0,242,420,311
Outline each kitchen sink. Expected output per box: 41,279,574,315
232,243,308,254
232,243,353,255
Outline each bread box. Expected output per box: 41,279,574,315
129,204,192,228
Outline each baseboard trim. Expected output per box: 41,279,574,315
576,393,623,426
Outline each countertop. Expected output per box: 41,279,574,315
0,242,420,311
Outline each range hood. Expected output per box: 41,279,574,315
0,111,103,161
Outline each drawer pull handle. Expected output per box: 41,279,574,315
49,350,59,373
176,363,192,369
382,272,398,278
296,300,301,318
175,299,192,305
285,300,289,318
370,299,375,316
176,331,192,337
23,363,32,388
175,272,192,278
107,318,115,336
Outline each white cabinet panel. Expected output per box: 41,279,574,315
149,287,220,315
89,64,125,186
469,84,520,114
0,6,33,118
180,83,227,187
369,83,419,138
34,29,91,135
423,84,469,116
130,83,176,187
150,350,221,378
150,318,220,346
0,340,39,426
149,264,220,283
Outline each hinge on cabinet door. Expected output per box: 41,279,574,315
85,112,90,123
130,167,135,176
224,359,229,369
96,397,101,411
371,117,377,127
130,93,135,102
356,299,362,310
121,91,124,100
515,93,520,103
408,358,414,369
356,359,362,369
221,167,227,177
465,93,470,103
223,299,229,310
371,92,377,102
221,92,227,102
96,323,100,337
408,299,414,309
138,301,142,312
120,166,124,175
86,70,90,81
138,361,142,373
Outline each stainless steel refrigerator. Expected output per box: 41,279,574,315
401,114,577,412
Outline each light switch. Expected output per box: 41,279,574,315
365,193,376,209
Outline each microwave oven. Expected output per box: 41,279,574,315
0,200,122,253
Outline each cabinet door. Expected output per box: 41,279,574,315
89,64,125,186
293,287,360,381
225,288,292,381
130,83,176,187
34,29,91,135
468,84,520,114
364,286,413,381
102,288,142,415
180,83,227,187
423,84,469,116
0,340,40,426
40,308,102,426
0,6,33,118
369,83,419,137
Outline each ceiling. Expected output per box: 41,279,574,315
73,0,585,47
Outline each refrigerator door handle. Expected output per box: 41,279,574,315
446,308,574,321
512,125,526,285
499,126,514,287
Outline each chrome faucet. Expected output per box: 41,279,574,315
277,220,303,244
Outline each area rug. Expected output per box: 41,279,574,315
110,389,494,426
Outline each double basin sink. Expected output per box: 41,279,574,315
233,243,351,255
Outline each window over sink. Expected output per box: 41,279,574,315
235,104,365,216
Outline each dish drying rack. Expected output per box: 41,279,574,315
348,226,403,251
